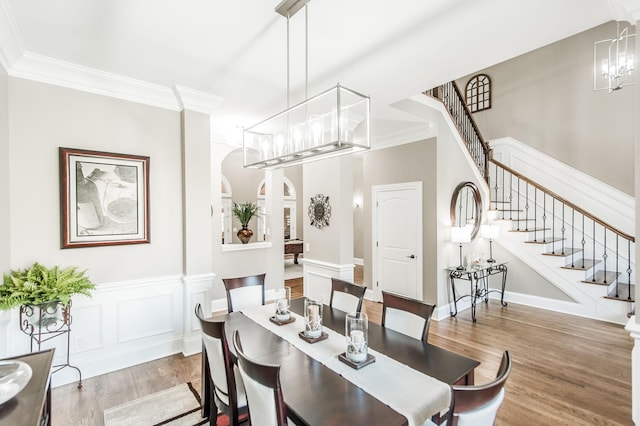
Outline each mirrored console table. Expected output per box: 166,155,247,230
446,262,508,322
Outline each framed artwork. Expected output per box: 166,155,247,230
308,194,331,229
59,147,150,248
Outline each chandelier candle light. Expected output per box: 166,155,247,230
243,0,370,169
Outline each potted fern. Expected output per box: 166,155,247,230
232,201,260,244
0,262,95,327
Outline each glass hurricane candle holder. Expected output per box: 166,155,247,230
275,286,291,321
304,297,323,338
345,312,368,363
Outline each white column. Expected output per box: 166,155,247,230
628,13,640,425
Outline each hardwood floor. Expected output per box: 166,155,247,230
51,276,633,425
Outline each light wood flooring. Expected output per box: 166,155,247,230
51,271,633,425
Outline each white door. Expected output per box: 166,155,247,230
373,182,422,301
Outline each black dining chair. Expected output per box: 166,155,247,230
450,351,512,426
382,291,436,343
194,304,249,426
233,330,293,426
329,277,366,314
222,273,266,313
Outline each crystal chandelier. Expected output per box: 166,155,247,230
594,21,636,92
242,0,370,169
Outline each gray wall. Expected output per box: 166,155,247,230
0,66,8,274
8,78,184,283
457,21,634,196
361,139,438,301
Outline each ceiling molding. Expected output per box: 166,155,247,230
172,85,224,115
372,123,436,151
0,0,25,73
10,52,181,110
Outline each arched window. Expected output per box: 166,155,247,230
465,74,491,113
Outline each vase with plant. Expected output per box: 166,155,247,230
0,262,95,328
232,201,260,244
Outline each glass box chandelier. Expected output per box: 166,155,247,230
594,21,635,92
243,0,370,169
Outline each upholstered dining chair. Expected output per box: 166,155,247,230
381,291,436,343
233,330,292,426
194,304,249,426
329,277,366,314
450,351,512,426
222,273,266,313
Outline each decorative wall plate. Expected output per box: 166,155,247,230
308,194,331,229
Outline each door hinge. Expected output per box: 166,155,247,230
376,241,378,247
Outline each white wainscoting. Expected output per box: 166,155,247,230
0,273,214,387
303,258,355,303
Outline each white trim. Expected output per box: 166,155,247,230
353,257,364,266
222,241,273,252
0,0,24,73
10,52,180,110
625,316,640,425
490,137,634,236
373,123,437,151
172,85,223,114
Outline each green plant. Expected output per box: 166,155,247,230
0,262,95,310
232,201,260,227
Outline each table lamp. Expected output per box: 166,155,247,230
451,226,471,270
481,224,500,263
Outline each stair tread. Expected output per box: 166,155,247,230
525,238,565,244
582,271,620,286
509,228,550,233
605,283,635,303
542,248,583,256
561,259,600,270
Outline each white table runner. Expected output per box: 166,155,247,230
241,304,451,426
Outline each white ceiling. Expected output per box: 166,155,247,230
2,0,639,146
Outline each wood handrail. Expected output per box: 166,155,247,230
450,81,492,158
491,158,635,243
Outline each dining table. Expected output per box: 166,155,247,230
201,298,480,425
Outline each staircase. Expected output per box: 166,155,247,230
426,82,635,323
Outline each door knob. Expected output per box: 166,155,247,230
407,254,415,259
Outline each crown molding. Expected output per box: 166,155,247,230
172,85,223,114
0,0,25,73
10,52,181,110
372,123,436,151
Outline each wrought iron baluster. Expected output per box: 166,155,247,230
517,177,521,226
561,203,565,255
603,227,608,284
571,209,575,268
592,221,596,282
551,198,556,254
628,240,633,301
525,183,529,231
542,193,547,243
581,215,586,269
615,235,619,298
533,188,538,242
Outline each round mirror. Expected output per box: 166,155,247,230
450,182,482,240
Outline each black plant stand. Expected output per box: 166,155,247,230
19,300,83,388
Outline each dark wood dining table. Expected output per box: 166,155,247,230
201,298,480,425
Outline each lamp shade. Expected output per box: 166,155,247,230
451,226,471,244
481,224,500,240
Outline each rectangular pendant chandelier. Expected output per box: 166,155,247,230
594,22,636,92
243,83,370,169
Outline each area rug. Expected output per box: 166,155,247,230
284,258,303,280
103,382,211,426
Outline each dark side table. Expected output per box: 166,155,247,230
0,349,55,426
